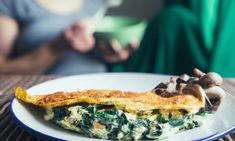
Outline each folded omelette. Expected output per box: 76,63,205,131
15,69,225,140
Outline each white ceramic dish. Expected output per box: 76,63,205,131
11,73,235,141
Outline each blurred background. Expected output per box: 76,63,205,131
106,0,163,19
1,0,235,77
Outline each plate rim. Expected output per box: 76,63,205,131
10,100,65,141
10,73,235,141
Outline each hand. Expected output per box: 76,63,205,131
0,55,5,66
64,18,95,53
98,39,139,63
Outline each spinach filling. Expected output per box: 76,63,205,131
53,106,71,121
46,104,207,140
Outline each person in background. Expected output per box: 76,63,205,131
112,0,235,77
0,0,136,75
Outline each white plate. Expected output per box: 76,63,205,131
11,73,235,141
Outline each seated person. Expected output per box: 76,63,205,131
113,0,235,77
0,0,134,75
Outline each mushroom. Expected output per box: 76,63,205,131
179,74,190,82
204,86,226,99
199,72,223,88
193,68,205,78
187,77,199,84
204,86,226,112
180,84,208,107
152,68,225,112
193,68,223,88
192,68,225,110
153,81,178,98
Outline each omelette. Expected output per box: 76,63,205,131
15,69,225,140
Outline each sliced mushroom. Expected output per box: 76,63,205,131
205,86,226,99
179,74,190,81
199,72,223,88
153,82,178,98
180,84,207,107
153,77,178,97
204,86,226,112
193,68,205,78
152,68,225,112
187,77,199,84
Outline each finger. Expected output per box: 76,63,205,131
110,39,123,53
104,51,130,63
98,41,106,51
73,25,82,37
110,39,130,60
125,39,140,55
64,27,73,41
97,41,116,63
72,35,95,53
73,18,95,35
118,50,129,61
88,35,95,49
98,40,111,54
103,55,123,63
129,39,139,50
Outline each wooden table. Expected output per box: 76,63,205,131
0,75,235,141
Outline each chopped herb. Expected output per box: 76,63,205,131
128,124,135,130
169,119,184,127
186,123,195,129
118,113,128,125
96,112,115,125
108,127,119,139
193,121,200,127
150,129,162,137
78,113,94,128
196,111,206,116
85,105,96,113
136,119,150,128
53,107,70,121
157,115,169,123
104,109,119,115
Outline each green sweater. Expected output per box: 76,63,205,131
112,0,235,77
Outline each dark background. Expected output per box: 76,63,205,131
107,0,163,19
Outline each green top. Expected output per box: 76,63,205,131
111,0,235,77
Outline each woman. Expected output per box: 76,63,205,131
0,0,135,75
113,0,235,77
